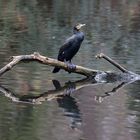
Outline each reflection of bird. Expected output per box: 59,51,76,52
52,23,85,73
57,94,82,129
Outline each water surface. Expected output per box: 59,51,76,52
0,0,140,140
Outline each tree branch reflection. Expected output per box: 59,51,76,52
0,78,95,104
0,79,136,105
0,78,137,129
94,81,133,103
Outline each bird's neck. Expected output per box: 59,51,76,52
73,29,80,34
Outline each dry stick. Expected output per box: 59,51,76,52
96,53,129,73
0,52,100,77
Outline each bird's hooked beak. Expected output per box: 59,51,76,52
76,23,86,30
80,24,86,27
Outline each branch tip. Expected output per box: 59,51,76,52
95,53,104,59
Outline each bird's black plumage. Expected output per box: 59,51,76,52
53,23,85,73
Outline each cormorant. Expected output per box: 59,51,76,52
52,23,85,73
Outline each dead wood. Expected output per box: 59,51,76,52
0,52,131,78
95,53,128,73
0,52,102,77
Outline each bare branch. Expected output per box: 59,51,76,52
0,52,139,82
0,52,102,77
96,53,128,73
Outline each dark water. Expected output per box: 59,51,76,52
0,0,140,140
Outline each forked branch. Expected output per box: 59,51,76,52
0,52,136,79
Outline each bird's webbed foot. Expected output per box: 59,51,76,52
68,63,76,73
65,61,76,73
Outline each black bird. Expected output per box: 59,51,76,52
52,23,85,73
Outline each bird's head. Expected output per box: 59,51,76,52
74,23,86,31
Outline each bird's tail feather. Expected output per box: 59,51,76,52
52,67,60,73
